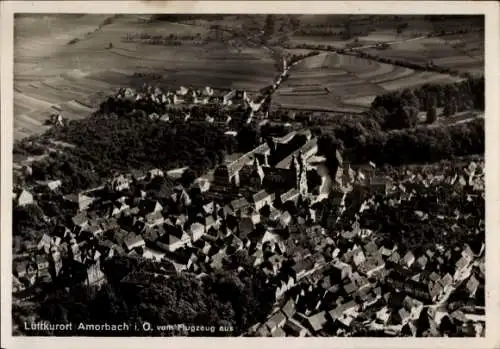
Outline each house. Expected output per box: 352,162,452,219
439,273,453,289
351,248,366,267
253,190,274,211
14,260,29,278
466,275,480,297
403,296,424,320
237,217,255,239
210,248,228,270
291,257,315,281
13,276,26,293
357,256,385,277
282,298,296,319
225,234,244,253
429,282,444,302
328,300,358,322
193,177,211,193
140,200,163,215
88,223,104,238
376,306,391,324
454,256,471,280
265,310,287,333
156,226,189,252
461,244,475,262
401,251,416,268
145,210,164,228
149,168,164,179
201,201,215,216
379,241,397,257
306,311,327,334
204,215,220,231
416,255,428,270
387,251,401,264
425,249,436,260
190,222,205,242
270,327,286,337
284,318,309,337
363,241,379,256
231,197,251,212
428,271,441,284
411,273,421,283
16,189,34,207
37,179,62,191
331,261,352,281
64,193,95,212
123,233,146,252
279,188,300,205
71,212,89,230
395,307,412,325
108,174,130,192
35,254,50,275
37,234,52,254
111,200,130,217
256,325,271,337
221,205,235,219
343,281,357,296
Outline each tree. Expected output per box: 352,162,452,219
236,124,260,153
264,15,276,37
180,168,197,188
385,106,418,130
426,106,437,124
443,102,453,117
290,17,301,31
259,204,271,218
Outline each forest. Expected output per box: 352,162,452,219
18,254,276,337
17,115,232,194
370,76,484,130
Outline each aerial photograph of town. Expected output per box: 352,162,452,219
11,13,485,337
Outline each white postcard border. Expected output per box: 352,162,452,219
1,1,499,349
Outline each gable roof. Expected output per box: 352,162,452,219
307,311,327,332
280,188,300,203
253,190,272,203
122,233,144,250
275,138,318,169
282,299,296,319
72,212,88,226
231,197,250,211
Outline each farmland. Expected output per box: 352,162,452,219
13,14,277,140
13,14,484,139
359,34,484,76
273,52,462,112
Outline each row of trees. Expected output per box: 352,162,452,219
124,33,203,41
150,14,226,22
122,33,205,46
283,42,478,79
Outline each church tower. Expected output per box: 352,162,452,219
295,151,308,196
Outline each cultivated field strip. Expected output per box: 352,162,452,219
275,48,471,112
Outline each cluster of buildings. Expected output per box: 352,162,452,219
12,119,485,337
246,159,485,337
